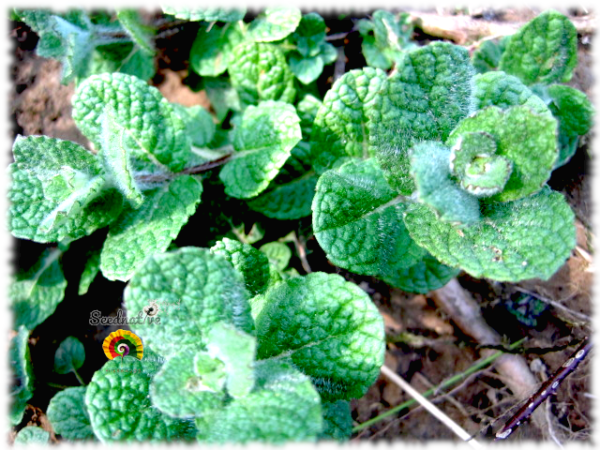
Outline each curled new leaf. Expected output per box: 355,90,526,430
447,106,558,202
410,141,481,223
449,132,513,197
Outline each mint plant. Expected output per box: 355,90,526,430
10,7,591,444
472,10,594,167
13,9,156,84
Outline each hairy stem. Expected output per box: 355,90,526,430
135,153,233,183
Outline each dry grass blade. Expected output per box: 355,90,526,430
380,365,484,448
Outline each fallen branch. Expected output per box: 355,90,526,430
431,278,547,437
407,10,597,44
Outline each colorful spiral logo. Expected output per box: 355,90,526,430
102,329,144,361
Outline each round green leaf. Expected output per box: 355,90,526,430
229,42,296,106
85,357,197,442
404,187,576,282
72,73,190,172
9,136,123,243
54,336,85,374
220,101,301,198
210,238,272,296
47,387,95,441
255,272,385,400
499,10,578,85
247,7,302,42
313,159,426,280
14,427,50,445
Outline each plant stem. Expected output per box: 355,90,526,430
135,153,233,183
352,338,525,432
73,368,85,386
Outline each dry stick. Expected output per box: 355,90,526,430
431,278,547,437
380,365,484,448
494,337,592,440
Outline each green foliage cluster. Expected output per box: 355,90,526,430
9,7,591,444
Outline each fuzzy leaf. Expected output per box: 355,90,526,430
381,252,460,294
220,101,301,198
100,175,202,281
116,10,154,55
9,136,122,243
499,10,577,85
150,347,225,418
247,7,302,42
358,10,416,70
471,37,508,73
447,106,558,202
17,10,93,84
190,22,244,77
72,73,190,172
248,174,318,219
54,336,85,374
256,272,385,400
171,104,216,148
14,427,50,445
404,187,576,281
124,247,254,357
547,84,594,138
162,7,246,22
474,71,550,115
311,67,388,173
259,242,292,272
210,238,272,296
229,42,296,106
449,132,513,197
85,357,197,442
10,326,34,425
205,322,257,398
410,141,481,223
195,359,322,444
372,42,475,194
319,400,352,441
11,248,67,330
313,159,426,280
78,247,101,295
46,387,95,441
99,112,144,207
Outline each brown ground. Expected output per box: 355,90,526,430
9,7,594,444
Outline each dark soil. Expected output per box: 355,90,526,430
8,7,593,444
